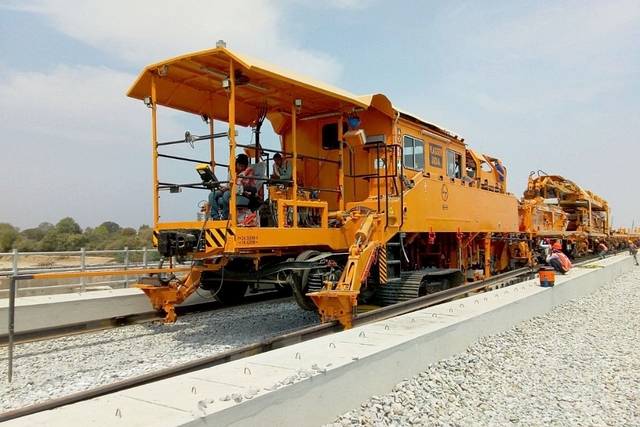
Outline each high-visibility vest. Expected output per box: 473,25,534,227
557,252,572,271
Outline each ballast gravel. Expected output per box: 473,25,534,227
326,267,640,427
2,268,639,425
0,298,319,413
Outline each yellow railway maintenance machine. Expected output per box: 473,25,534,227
522,172,612,257
128,45,520,328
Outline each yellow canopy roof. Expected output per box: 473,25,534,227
127,47,395,127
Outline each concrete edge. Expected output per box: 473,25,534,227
205,256,635,427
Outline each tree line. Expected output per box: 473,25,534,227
0,218,154,253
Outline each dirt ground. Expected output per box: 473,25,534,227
0,254,117,270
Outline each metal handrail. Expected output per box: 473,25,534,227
0,247,158,278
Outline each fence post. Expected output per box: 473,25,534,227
143,247,148,269
8,276,16,382
124,247,130,287
80,247,86,292
12,248,18,276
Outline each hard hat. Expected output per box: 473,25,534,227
552,242,562,250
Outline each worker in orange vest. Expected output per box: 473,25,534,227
546,242,571,274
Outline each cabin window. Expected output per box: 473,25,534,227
322,122,349,150
403,135,425,171
447,150,462,179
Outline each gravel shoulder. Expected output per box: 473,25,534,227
326,268,640,426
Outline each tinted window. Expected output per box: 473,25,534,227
322,122,349,150
403,135,425,171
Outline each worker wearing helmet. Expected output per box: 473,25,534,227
546,245,571,274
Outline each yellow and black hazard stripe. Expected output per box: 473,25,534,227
205,228,235,249
378,246,388,284
152,230,158,247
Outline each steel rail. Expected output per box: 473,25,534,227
0,266,547,423
0,292,289,346
0,311,160,346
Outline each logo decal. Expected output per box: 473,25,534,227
441,184,449,201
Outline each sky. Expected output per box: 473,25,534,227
1,0,639,231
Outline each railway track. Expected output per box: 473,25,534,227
0,264,556,423
2,252,607,347
0,289,288,346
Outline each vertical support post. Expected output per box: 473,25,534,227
338,116,345,212
321,205,328,229
124,247,130,287
228,60,237,225
151,74,159,225
12,248,18,276
376,141,381,214
80,247,86,292
484,237,491,279
291,103,298,227
8,276,16,382
276,200,285,228
143,246,148,269
398,144,405,228
209,100,215,166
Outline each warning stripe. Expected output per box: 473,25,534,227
379,246,388,284
205,228,235,249
152,231,158,247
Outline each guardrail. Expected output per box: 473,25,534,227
0,247,160,294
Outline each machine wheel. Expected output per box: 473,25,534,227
418,279,449,296
201,273,249,306
211,281,249,305
292,250,322,311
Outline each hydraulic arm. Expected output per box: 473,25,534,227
134,258,228,322
308,214,381,328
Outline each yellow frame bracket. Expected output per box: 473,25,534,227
308,290,359,329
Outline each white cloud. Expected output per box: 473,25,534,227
0,65,188,229
7,0,344,83
439,0,640,116
0,65,143,145
0,0,350,229
0,63,274,229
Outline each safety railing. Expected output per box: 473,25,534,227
0,248,160,296
156,130,341,228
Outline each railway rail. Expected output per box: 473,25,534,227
0,264,553,423
0,290,286,346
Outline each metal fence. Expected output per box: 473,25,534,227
1,248,167,382
0,247,160,294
